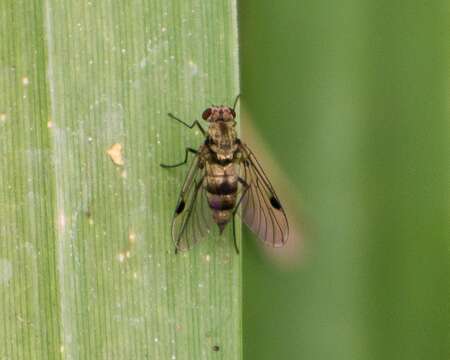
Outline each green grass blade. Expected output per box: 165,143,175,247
0,1,240,359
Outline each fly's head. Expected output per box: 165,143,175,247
202,106,236,125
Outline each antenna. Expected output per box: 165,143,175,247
232,94,241,111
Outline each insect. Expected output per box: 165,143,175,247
161,95,288,254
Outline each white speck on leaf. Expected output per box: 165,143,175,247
188,60,198,76
58,213,66,232
0,259,12,283
21,76,30,86
139,57,148,68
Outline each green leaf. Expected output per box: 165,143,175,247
0,1,240,359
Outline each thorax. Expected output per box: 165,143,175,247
206,122,238,160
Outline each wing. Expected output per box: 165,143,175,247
239,143,289,247
171,152,214,252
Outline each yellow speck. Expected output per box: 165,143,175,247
125,250,131,258
118,253,125,262
205,254,211,262
133,272,138,279
60,345,64,353
0,113,6,122
128,232,136,243
106,143,124,166
47,121,53,128
22,76,30,86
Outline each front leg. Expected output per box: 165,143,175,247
167,113,206,136
160,148,197,168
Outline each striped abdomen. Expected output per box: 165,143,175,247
205,162,238,232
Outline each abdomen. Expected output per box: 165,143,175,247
205,162,238,231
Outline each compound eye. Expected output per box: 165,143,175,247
228,107,236,118
202,108,212,120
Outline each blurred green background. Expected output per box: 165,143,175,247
239,1,449,359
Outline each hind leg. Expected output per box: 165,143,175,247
230,177,250,254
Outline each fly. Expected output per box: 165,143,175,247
160,95,289,254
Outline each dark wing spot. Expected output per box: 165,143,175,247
175,200,185,214
270,196,282,210
212,345,220,352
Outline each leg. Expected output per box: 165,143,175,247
160,147,197,168
167,113,206,136
231,177,250,254
232,216,239,254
